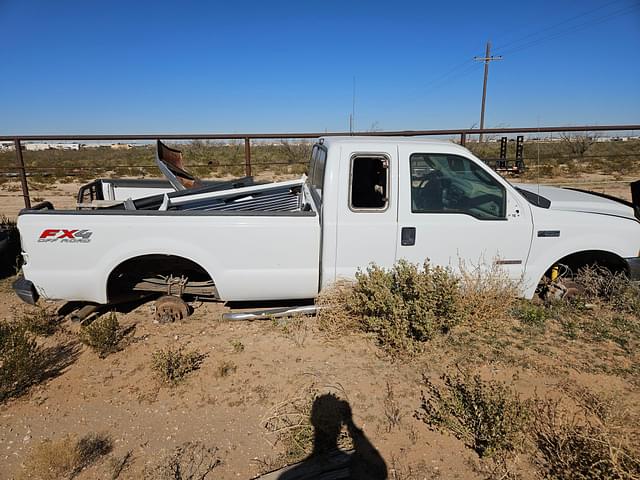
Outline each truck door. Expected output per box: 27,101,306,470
395,147,533,285
334,148,398,279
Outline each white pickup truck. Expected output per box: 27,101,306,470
13,137,640,310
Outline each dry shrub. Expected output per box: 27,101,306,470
263,384,353,465
532,389,640,479
280,314,311,347
458,262,520,327
229,339,244,353
316,280,359,338
346,261,463,354
0,321,43,402
151,346,205,386
79,313,125,357
416,373,530,458
19,432,112,480
575,266,640,314
214,360,236,378
19,307,62,336
319,260,520,354
383,381,402,432
143,441,221,480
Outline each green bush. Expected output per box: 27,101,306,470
346,260,463,353
512,301,551,331
0,322,43,401
416,373,530,458
151,347,205,386
79,313,123,358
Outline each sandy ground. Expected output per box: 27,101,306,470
0,280,633,480
0,286,494,479
0,276,638,479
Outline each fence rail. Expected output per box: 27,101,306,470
1,124,639,209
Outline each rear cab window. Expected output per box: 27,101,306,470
308,144,327,201
349,154,390,211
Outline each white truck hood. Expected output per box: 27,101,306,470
514,183,637,221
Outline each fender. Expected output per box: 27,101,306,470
98,241,224,304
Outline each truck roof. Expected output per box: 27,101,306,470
319,135,463,149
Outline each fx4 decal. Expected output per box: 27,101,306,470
38,229,93,243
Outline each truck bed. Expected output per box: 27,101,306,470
168,183,304,213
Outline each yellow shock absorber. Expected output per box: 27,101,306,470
551,265,559,282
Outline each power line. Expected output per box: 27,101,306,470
420,58,476,91
494,3,639,56
420,62,483,97
493,0,628,52
474,41,502,142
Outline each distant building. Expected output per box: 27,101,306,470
81,142,113,149
23,142,79,151
50,143,80,150
23,143,49,151
111,143,132,150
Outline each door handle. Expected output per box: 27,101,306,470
401,227,416,246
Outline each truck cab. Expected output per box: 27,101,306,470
315,137,533,290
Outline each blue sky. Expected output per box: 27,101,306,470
0,0,638,134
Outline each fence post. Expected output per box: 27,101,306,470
244,137,252,176
14,138,31,209
460,132,466,146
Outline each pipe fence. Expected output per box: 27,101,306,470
1,124,639,208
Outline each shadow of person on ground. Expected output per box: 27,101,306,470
278,393,387,480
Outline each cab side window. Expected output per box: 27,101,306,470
410,153,505,219
350,155,389,210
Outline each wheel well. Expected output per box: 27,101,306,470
544,250,628,279
106,254,213,302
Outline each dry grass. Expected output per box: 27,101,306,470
575,265,640,315
532,387,640,479
457,261,521,328
383,381,402,432
263,384,353,466
316,280,359,338
280,315,311,347
18,432,112,480
142,441,221,480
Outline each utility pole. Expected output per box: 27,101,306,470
474,41,502,142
